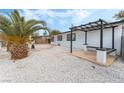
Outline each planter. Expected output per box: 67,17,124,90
96,49,107,64
83,44,88,51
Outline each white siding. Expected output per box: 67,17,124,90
51,25,122,55
114,26,122,54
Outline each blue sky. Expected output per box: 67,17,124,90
0,9,121,35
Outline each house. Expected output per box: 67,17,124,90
34,36,51,44
51,19,124,65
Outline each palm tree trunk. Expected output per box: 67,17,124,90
6,42,12,51
9,43,29,60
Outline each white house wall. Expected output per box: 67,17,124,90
87,30,100,47
51,25,122,55
51,31,85,49
114,25,122,54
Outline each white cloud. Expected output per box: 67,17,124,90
46,18,54,25
20,9,91,25
67,9,91,24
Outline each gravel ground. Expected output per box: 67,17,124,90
0,44,124,83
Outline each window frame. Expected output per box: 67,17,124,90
57,35,62,41
67,33,76,41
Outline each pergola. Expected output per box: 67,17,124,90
69,19,118,53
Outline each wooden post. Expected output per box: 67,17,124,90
70,29,73,53
85,31,87,45
112,27,115,49
100,19,103,49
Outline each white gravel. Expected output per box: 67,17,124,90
0,44,124,83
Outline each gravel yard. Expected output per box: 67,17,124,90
0,44,124,83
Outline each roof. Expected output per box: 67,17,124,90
33,35,50,38
70,19,118,32
110,20,124,24
55,19,124,36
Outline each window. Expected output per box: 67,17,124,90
67,33,76,41
57,35,62,41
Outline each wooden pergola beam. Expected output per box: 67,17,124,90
69,19,118,52
100,19,113,27
70,20,117,32
71,25,117,32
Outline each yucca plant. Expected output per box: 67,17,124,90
0,10,47,60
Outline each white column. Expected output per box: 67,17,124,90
96,49,107,64
83,44,88,51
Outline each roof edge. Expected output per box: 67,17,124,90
55,20,124,36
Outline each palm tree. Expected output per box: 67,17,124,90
0,10,47,60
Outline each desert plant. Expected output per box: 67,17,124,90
114,10,124,20
0,10,47,60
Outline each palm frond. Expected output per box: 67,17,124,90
0,10,48,44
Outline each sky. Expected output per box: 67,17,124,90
0,9,121,35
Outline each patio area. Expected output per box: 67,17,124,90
69,19,119,66
71,50,118,66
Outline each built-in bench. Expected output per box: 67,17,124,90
107,49,116,54
85,45,117,64
86,46,99,51
86,45,117,55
